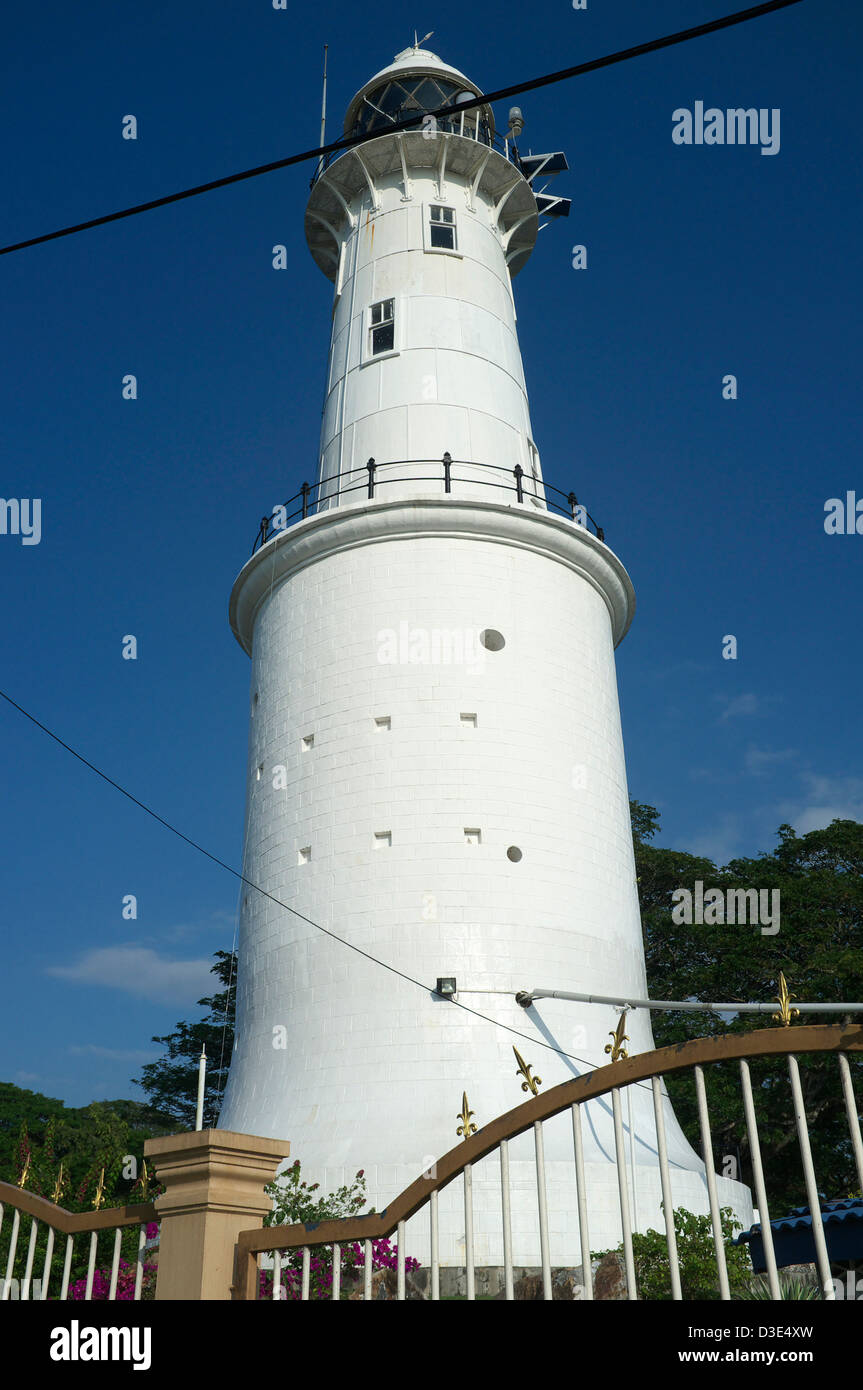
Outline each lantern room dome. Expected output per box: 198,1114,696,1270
343,46,495,142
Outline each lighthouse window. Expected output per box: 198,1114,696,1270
369,298,395,355
429,205,456,250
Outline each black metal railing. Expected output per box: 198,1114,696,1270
250,456,604,555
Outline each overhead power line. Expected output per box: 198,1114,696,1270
0,685,638,1078
0,0,803,258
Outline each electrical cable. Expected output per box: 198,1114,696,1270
0,1,803,258
0,684,659,1085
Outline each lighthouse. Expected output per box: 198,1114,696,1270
218,44,752,1264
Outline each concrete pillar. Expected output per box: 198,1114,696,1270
144,1129,289,1300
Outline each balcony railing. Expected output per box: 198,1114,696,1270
250,456,604,556
312,116,523,187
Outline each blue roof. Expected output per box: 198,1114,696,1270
736,1198,863,1272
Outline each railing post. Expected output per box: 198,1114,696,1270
597,526,605,542
568,492,579,521
300,482,310,519
513,463,524,503
366,457,376,499
443,452,452,494
144,1130,290,1301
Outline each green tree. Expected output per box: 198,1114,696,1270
132,950,236,1127
630,803,863,1212
599,1205,752,1300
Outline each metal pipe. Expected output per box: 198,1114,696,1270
464,1164,475,1301
739,1059,781,1299
3,1209,20,1298
534,1121,552,1299
571,1103,593,1299
651,1076,682,1300
694,1065,731,1299
60,1236,74,1302
301,1246,310,1301
838,1052,863,1193
134,1224,146,1301
85,1230,98,1301
22,1218,38,1301
430,1193,440,1301
612,1088,637,1299
194,1046,206,1131
787,1055,835,1299
500,1139,514,1301
520,988,863,1014
332,1242,341,1301
397,1221,406,1301
108,1227,122,1301
364,1238,372,1301
41,1226,55,1301
273,1250,282,1301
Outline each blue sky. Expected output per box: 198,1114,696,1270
1,0,860,1108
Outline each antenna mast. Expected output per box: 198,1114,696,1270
316,44,329,181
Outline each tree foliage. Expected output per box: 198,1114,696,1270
132,949,236,1127
632,806,863,1211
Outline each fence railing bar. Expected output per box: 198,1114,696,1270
534,1121,552,1300
41,1225,56,1301
611,1088,637,1300
273,1250,282,1301
739,1059,781,1300
250,456,604,554
693,1064,731,1300
60,1235,74,1302
301,1246,310,1301
464,1164,475,1301
85,1230,98,1301
838,1051,863,1193
134,1224,147,1302
332,1242,340,1301
650,1076,682,1300
428,1189,441,1295
107,1227,122,1301
787,1054,835,1299
500,1138,514,1301
571,1102,593,1300
3,1209,20,1299
363,1238,372,1301
21,1217,38,1300
232,1028,863,1272
397,1220,406,1301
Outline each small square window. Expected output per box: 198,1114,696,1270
369,298,395,355
429,205,456,250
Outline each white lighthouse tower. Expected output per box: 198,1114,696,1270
218,44,751,1264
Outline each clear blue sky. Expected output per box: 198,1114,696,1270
2,0,860,1108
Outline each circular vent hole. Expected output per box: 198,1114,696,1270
480,629,505,651
506,846,523,863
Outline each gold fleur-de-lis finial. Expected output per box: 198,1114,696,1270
513,1046,542,1096
456,1092,478,1143
17,1154,30,1189
140,1160,150,1201
604,1011,630,1062
52,1163,65,1205
93,1167,106,1211
772,972,800,1027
